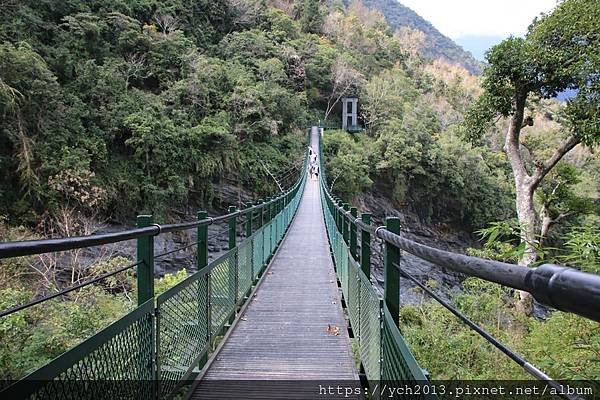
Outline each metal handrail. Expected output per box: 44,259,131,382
395,264,575,400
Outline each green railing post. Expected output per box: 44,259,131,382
228,206,237,250
269,198,275,250
258,199,264,228
264,198,270,248
245,203,253,238
284,192,289,225
197,211,208,269
197,211,209,368
384,217,401,326
332,197,337,229
137,216,155,400
343,203,350,244
272,198,277,242
360,213,371,277
337,200,344,233
136,215,154,306
350,207,357,259
275,198,280,241
228,206,238,318
280,196,284,234
332,197,338,229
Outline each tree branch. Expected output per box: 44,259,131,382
531,135,580,189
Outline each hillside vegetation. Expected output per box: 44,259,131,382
355,0,483,74
0,0,306,226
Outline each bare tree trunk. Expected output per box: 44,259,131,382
515,185,537,314
516,191,538,263
503,94,581,315
504,96,536,314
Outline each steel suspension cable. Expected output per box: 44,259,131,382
275,160,302,180
277,166,302,184
394,263,578,400
0,260,142,319
154,241,199,259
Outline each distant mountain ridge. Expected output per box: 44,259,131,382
356,0,484,74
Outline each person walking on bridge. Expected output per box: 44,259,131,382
309,164,319,181
308,147,318,181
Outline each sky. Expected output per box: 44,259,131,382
399,0,558,39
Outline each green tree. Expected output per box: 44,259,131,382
464,0,599,313
323,130,372,199
561,226,600,274
297,0,324,34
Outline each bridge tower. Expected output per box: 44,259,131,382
341,97,358,130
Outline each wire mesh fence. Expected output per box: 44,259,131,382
156,273,209,399
4,300,155,400
320,162,430,395
237,238,254,301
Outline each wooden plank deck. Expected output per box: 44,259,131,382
190,128,358,398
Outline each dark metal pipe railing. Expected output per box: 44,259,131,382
526,264,600,322
377,229,600,322
0,226,160,259
377,229,531,290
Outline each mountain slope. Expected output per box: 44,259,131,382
358,0,483,74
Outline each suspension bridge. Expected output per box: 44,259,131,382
1,127,599,400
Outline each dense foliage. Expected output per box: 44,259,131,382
402,278,600,380
0,0,307,225
319,7,516,229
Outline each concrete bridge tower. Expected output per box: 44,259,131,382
341,97,358,130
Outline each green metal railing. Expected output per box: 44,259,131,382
318,131,433,398
2,150,308,400
5,299,156,399
308,121,363,133
154,192,303,399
